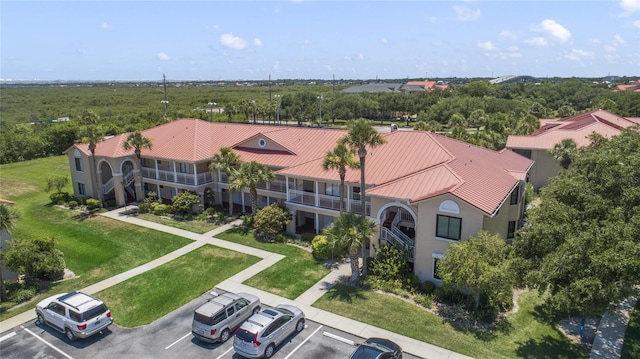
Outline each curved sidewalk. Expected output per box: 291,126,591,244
1,208,471,359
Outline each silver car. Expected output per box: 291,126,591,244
192,292,261,343
233,304,305,358
35,291,113,341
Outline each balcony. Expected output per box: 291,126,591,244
256,179,287,193
142,167,214,186
288,189,370,215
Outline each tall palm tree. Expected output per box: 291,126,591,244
339,119,386,217
80,113,104,205
550,138,578,169
210,147,241,215
122,131,153,202
229,161,275,215
324,212,375,284
322,143,359,213
0,203,19,300
339,118,386,276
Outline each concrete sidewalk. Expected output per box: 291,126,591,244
590,296,638,359
0,208,473,359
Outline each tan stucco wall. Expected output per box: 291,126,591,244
529,149,561,190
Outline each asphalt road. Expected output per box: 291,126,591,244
0,290,423,359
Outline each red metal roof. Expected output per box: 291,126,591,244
72,118,532,216
507,110,638,150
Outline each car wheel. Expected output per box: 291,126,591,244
295,319,305,333
253,306,260,315
36,313,45,326
220,328,230,342
65,328,75,341
264,343,275,358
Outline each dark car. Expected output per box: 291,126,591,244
349,337,403,359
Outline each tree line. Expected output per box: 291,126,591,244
1,79,638,164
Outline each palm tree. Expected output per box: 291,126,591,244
229,161,275,215
324,212,375,283
550,138,578,169
322,143,359,213
80,111,104,205
210,147,241,215
339,118,386,276
339,118,386,218
0,203,19,300
122,131,153,202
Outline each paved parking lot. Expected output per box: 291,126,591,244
0,290,423,359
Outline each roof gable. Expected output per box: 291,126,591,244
232,131,297,155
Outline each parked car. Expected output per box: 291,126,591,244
192,292,260,343
35,291,112,341
349,337,403,359
233,304,305,358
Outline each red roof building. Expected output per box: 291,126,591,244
67,119,532,283
506,109,640,189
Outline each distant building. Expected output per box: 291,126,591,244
343,80,448,94
506,110,640,190
614,79,640,92
489,75,539,85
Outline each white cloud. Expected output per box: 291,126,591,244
620,0,640,14
220,33,248,50
157,52,170,60
76,49,87,55
273,61,280,71
381,37,389,45
532,19,571,43
477,40,497,51
253,38,263,47
499,30,517,40
634,19,640,28
613,34,627,46
303,39,311,45
453,5,481,21
565,48,594,61
100,22,111,30
524,37,548,47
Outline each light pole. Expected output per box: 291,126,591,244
274,95,281,126
208,101,216,122
250,100,256,124
317,96,323,128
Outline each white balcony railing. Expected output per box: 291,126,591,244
288,189,316,206
141,167,214,186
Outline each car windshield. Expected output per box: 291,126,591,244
80,304,108,321
351,345,383,359
235,328,256,342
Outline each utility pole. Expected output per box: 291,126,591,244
161,73,169,118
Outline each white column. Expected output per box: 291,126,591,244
193,163,198,186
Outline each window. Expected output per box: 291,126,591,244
508,221,516,239
325,183,340,197
75,157,83,172
258,138,266,148
352,187,361,200
433,258,441,280
236,299,248,310
178,163,189,173
510,186,519,205
436,215,461,240
77,182,86,196
226,306,235,316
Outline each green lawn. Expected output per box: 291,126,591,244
97,244,260,327
314,284,588,359
136,213,222,234
0,157,192,320
215,228,330,299
622,298,640,359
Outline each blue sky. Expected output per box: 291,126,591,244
1,1,639,81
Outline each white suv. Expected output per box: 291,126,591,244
35,291,113,341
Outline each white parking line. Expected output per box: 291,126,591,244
0,331,17,343
23,327,74,359
323,331,357,346
214,346,234,359
165,332,192,350
283,325,323,359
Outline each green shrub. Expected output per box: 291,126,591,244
413,294,433,309
104,199,116,208
421,280,437,295
8,287,36,303
171,190,200,215
86,198,100,210
300,233,316,242
49,192,69,204
241,214,253,227
311,235,333,261
153,204,171,216
67,201,78,209
433,283,467,305
369,244,411,282
253,203,291,241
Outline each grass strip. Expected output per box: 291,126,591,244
97,244,260,327
313,284,588,359
215,227,330,299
